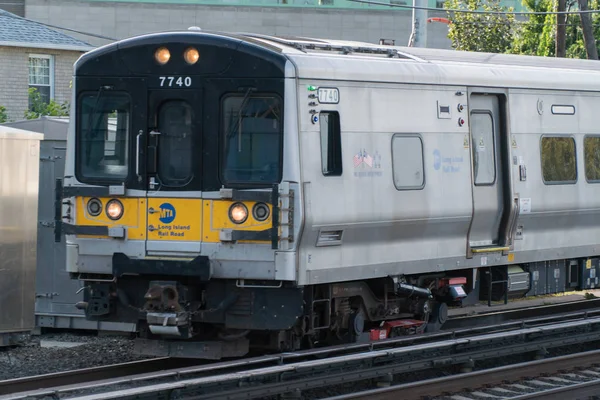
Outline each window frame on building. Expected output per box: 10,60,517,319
28,54,55,104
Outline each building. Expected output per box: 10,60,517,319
3,0,527,55
21,0,462,50
0,9,93,122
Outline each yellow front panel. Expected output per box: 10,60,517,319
75,197,146,240
203,200,273,243
147,198,202,241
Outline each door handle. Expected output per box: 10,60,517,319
135,130,142,181
148,225,157,232
148,207,158,214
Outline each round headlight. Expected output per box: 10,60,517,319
229,203,248,224
155,47,170,65
87,198,102,216
184,47,199,64
106,199,124,220
252,203,270,221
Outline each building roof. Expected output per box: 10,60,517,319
1,116,68,141
0,9,93,52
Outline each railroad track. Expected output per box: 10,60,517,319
2,299,600,399
0,357,204,397
329,348,600,400
4,306,600,400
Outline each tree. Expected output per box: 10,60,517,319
446,0,600,60
0,106,7,124
509,0,600,60
444,0,516,52
509,0,558,56
24,87,69,120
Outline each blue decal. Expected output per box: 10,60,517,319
433,149,441,170
159,203,176,224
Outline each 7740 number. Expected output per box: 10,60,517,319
159,76,192,87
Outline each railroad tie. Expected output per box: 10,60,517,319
485,387,520,395
526,379,559,387
579,369,600,377
469,391,504,398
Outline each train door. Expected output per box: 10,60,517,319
467,92,512,254
144,90,204,256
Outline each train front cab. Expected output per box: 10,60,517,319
57,32,302,358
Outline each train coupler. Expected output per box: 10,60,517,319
146,311,191,338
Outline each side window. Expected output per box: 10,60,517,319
221,95,282,184
470,112,496,186
584,136,600,182
319,112,342,176
540,136,577,184
391,134,425,190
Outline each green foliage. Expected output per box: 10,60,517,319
0,105,7,124
444,0,516,52
445,0,600,59
24,87,69,120
509,0,557,56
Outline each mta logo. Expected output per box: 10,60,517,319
433,149,441,171
159,203,176,224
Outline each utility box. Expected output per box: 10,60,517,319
546,259,566,294
2,117,135,333
0,126,43,346
581,258,600,290
525,261,547,297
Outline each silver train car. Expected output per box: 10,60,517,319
56,30,600,359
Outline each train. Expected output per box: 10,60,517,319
55,29,600,359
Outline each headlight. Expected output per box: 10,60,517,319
106,199,124,220
229,203,248,224
252,203,270,221
155,47,170,65
87,198,102,217
184,47,199,64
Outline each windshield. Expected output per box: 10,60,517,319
78,92,130,181
221,95,282,184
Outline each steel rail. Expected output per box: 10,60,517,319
19,315,600,400
444,297,600,330
325,348,600,400
508,379,600,400
2,300,599,399
0,357,202,396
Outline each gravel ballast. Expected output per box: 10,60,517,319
0,331,154,380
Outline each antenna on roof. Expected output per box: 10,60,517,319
188,26,202,31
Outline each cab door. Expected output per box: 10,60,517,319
145,90,204,256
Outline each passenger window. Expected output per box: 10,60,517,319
541,136,577,184
391,134,424,190
584,136,600,182
319,112,342,176
157,100,194,185
470,112,496,185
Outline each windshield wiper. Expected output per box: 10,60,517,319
227,87,254,140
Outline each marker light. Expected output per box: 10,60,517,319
184,47,200,64
106,199,124,220
229,203,248,224
87,198,102,216
252,203,270,221
155,47,170,65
